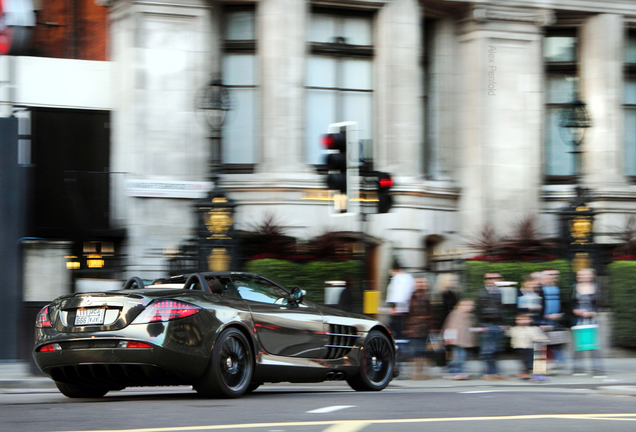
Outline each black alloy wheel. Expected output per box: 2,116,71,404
346,330,394,391
195,327,254,398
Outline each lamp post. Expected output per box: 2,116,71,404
194,77,235,273
195,77,231,184
557,88,595,274
558,91,592,181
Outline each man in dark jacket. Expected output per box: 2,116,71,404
474,272,506,379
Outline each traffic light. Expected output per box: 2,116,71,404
376,172,393,213
322,129,348,194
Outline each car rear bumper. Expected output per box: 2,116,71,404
34,344,209,388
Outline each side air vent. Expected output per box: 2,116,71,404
325,324,360,359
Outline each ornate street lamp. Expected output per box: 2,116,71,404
195,77,231,183
558,91,592,179
193,77,235,273
557,88,596,276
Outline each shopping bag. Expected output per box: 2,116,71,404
571,324,598,351
425,333,446,367
546,330,569,345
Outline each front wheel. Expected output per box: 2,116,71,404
55,382,109,398
195,327,254,398
346,330,394,391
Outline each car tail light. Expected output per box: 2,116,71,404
37,343,61,352
35,305,52,328
132,300,201,323
118,341,153,349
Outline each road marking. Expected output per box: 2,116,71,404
50,413,636,432
461,391,497,394
320,421,370,432
307,405,355,414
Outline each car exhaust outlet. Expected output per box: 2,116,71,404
335,372,345,380
326,372,335,380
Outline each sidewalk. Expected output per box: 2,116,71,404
1,358,635,396
391,357,636,396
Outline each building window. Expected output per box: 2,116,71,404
222,7,258,166
544,30,578,181
305,10,374,165
624,30,636,176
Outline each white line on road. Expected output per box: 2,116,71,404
307,405,356,414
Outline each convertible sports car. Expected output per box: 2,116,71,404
33,272,397,398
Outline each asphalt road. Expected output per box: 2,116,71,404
1,383,635,432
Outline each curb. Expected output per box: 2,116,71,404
597,386,636,397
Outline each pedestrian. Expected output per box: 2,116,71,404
384,259,415,339
571,268,605,377
442,299,476,380
506,313,548,379
337,276,353,313
538,269,568,370
474,272,506,380
517,274,543,323
402,277,433,380
434,273,460,331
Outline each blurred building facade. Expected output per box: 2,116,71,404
3,0,636,359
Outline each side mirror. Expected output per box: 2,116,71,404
291,287,304,304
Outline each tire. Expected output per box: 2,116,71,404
55,382,109,398
346,330,394,391
195,327,254,398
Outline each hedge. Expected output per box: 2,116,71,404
244,258,362,305
607,261,636,348
464,259,574,306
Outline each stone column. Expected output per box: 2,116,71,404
257,0,307,173
109,0,217,276
580,14,624,188
428,17,458,181
375,0,423,176
457,6,553,237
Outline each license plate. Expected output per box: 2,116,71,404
74,308,106,326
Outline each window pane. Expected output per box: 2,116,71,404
225,11,255,40
223,88,257,164
342,59,372,90
547,75,576,104
308,14,336,43
625,109,636,175
544,36,577,62
307,56,337,88
306,89,337,164
545,107,575,175
342,92,372,143
625,78,636,105
222,55,255,86
626,32,636,64
342,16,372,45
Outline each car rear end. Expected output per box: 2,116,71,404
33,289,219,390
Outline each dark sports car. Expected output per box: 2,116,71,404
33,272,397,398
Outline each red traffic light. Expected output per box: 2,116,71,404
378,173,393,191
321,132,346,150
379,176,393,189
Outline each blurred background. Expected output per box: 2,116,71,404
1,0,636,365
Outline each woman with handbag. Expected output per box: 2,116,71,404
571,268,605,377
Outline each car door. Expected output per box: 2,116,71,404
231,275,325,358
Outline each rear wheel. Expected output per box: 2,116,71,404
195,327,254,398
346,330,394,391
55,382,109,398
